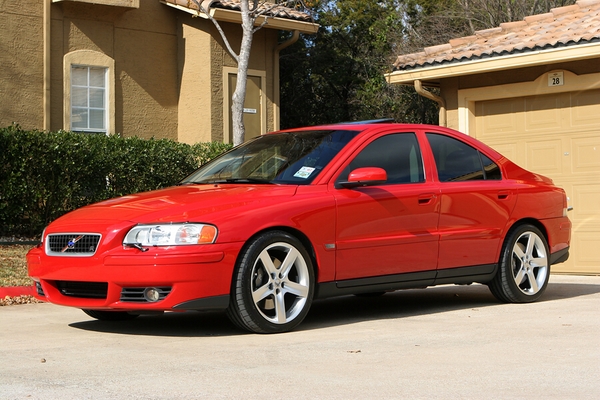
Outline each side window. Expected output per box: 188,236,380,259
337,133,424,185
426,133,501,181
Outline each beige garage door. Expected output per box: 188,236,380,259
474,89,600,274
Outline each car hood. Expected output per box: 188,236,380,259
53,184,299,225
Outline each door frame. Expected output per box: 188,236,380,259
222,67,267,144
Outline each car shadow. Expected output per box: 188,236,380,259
69,281,600,337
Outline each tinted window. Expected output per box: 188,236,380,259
182,129,361,185
337,133,424,185
426,133,501,182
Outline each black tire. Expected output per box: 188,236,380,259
226,231,315,334
82,309,139,321
488,224,550,303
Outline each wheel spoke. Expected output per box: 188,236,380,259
252,282,273,303
531,257,548,268
526,270,539,293
283,280,309,298
524,233,535,257
513,243,525,259
514,267,527,286
274,292,287,324
259,250,278,275
279,247,301,278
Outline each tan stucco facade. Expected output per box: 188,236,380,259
0,0,302,144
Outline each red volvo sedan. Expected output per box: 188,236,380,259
27,123,571,333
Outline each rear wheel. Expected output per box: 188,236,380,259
488,224,550,303
227,231,314,333
82,309,139,321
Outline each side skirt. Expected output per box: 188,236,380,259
315,264,497,300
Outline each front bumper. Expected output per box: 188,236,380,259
27,242,241,311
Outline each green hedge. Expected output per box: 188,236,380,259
0,125,232,236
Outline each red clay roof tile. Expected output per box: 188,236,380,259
393,0,600,71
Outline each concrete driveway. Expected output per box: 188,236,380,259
1,274,599,399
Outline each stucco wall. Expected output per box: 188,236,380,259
53,1,179,139
2,0,281,143
0,0,44,130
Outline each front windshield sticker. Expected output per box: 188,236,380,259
293,166,316,179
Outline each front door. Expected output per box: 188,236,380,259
228,73,263,143
333,132,440,281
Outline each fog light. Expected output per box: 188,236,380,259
144,288,161,302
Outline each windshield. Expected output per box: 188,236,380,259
181,129,360,185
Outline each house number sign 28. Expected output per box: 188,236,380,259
548,71,564,87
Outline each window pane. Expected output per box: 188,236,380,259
338,133,424,184
71,108,88,129
89,109,105,130
89,88,104,108
89,68,105,87
72,87,88,107
481,154,502,180
426,133,484,182
71,66,88,86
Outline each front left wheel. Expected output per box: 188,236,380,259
227,231,315,334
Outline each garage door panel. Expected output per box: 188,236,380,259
571,136,600,173
572,184,600,225
526,139,563,175
571,232,600,273
570,89,600,128
485,142,519,164
525,96,563,131
476,99,522,137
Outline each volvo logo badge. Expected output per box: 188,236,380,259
61,235,84,252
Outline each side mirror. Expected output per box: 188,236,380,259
337,167,387,188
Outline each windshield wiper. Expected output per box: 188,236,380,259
189,178,272,184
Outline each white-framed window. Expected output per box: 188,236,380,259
63,50,115,135
70,65,108,133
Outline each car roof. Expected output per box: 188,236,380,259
280,122,452,133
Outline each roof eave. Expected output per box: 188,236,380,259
161,1,319,34
386,41,600,85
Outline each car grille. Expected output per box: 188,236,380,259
57,281,108,299
120,287,172,302
46,234,101,256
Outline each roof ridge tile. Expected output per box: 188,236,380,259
552,4,582,15
523,13,553,24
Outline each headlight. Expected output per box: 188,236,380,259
123,224,217,246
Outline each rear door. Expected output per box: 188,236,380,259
333,131,440,281
424,131,517,270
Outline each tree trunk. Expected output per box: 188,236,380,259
231,1,255,146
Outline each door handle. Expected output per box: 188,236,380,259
418,193,437,205
497,190,511,200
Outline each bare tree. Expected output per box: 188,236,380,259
455,0,577,32
191,0,309,145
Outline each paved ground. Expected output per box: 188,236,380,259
1,274,599,399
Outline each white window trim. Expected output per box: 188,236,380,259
64,50,115,134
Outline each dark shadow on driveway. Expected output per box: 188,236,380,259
69,281,600,337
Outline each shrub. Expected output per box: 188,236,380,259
0,125,231,236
